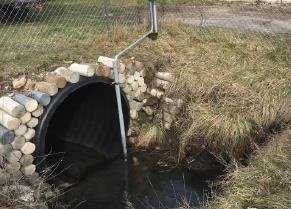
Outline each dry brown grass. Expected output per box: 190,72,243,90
0,179,48,209
137,124,166,148
206,128,291,209
156,22,290,163
0,14,290,209
1,20,290,164
117,21,290,165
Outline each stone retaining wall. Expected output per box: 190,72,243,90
0,56,182,183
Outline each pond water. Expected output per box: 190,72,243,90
51,142,210,209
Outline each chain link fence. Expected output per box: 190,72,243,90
0,0,146,70
0,0,290,76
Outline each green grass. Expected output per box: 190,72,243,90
0,0,144,75
0,0,223,75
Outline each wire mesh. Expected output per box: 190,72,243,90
0,0,144,64
0,0,289,78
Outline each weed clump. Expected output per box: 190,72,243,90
206,129,291,209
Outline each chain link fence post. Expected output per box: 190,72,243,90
102,0,112,38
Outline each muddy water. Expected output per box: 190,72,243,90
52,142,209,209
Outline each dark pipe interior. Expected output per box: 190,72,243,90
41,81,130,170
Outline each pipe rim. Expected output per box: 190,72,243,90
34,76,130,170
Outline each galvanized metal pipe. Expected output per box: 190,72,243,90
113,0,158,161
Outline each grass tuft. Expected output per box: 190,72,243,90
206,129,291,209
137,124,166,148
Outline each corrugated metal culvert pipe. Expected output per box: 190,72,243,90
34,76,130,169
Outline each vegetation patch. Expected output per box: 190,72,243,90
171,27,290,163
206,129,291,209
0,15,290,208
1,21,290,163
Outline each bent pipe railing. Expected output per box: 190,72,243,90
34,76,130,169
113,0,158,160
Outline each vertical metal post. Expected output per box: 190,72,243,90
150,0,158,35
102,0,111,37
113,0,158,161
113,61,128,160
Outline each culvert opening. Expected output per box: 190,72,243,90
35,77,130,177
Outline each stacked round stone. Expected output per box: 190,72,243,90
0,94,40,184
0,56,181,183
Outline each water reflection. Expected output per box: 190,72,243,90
53,142,209,209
